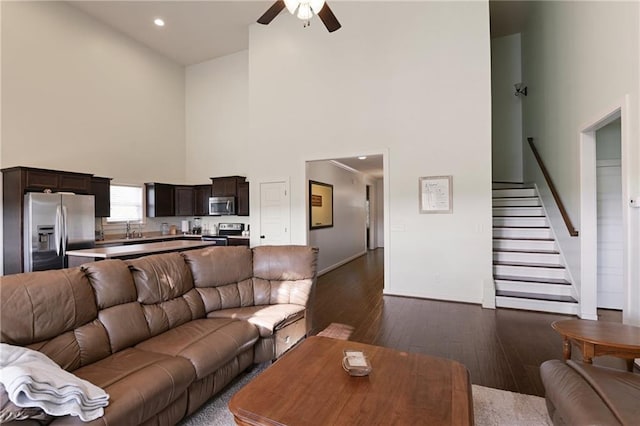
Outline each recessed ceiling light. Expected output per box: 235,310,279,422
154,18,165,27
358,156,367,160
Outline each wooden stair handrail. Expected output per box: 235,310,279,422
527,138,579,237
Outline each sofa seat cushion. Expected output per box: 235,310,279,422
63,348,195,426
207,304,305,337
135,318,258,380
540,360,622,426
567,360,640,425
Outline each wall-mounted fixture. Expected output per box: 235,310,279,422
257,0,341,32
514,83,528,97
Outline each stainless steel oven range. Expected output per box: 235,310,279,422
201,223,244,246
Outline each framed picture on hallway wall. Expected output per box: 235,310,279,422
419,175,453,214
309,180,333,229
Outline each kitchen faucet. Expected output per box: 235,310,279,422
125,221,143,239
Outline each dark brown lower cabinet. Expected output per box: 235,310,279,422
228,238,250,246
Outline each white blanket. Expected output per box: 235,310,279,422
0,343,109,421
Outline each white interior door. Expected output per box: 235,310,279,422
259,181,290,245
596,159,623,309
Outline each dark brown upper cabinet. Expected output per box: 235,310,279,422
174,185,195,217
211,176,243,197
237,180,249,216
23,167,92,194
211,176,249,216
194,184,212,216
90,177,112,217
145,183,175,217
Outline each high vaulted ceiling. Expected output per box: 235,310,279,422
66,1,525,179
70,1,268,66
69,1,527,67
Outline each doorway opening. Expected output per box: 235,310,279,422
305,153,387,280
595,118,623,309
579,99,630,321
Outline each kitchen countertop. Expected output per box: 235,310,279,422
95,233,249,245
67,240,220,259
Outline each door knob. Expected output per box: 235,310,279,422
260,235,265,239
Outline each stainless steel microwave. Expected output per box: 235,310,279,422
208,196,236,216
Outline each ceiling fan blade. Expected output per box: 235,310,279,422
257,0,286,25
317,3,341,32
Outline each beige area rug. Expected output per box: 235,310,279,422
316,322,355,340
181,323,552,425
472,384,552,426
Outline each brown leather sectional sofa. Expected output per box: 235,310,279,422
0,245,318,425
541,359,640,425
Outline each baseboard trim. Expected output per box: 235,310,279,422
317,250,367,276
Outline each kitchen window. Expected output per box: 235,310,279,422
107,184,144,223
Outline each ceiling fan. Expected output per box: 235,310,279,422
257,0,342,33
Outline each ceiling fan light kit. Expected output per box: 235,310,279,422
285,0,325,16
258,0,341,32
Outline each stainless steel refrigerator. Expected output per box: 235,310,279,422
24,193,95,272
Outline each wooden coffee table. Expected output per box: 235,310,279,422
552,319,640,372
229,336,473,425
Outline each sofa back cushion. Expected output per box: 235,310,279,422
252,246,318,306
0,268,109,371
82,260,151,353
182,247,254,312
127,252,205,336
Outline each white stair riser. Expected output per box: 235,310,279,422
493,198,542,207
493,228,552,239
494,264,567,280
493,251,561,265
493,239,557,251
495,280,573,296
495,297,578,315
492,183,527,189
493,217,547,227
493,188,537,198
493,207,544,216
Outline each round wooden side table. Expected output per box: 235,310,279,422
551,319,640,372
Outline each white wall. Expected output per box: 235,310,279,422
1,2,185,184
375,178,384,248
521,1,640,323
248,2,493,303
1,1,187,274
307,161,366,274
185,50,249,183
491,34,523,183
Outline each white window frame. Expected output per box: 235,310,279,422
104,183,146,225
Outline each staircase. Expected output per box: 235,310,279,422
492,183,579,315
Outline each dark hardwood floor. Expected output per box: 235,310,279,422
310,248,626,397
